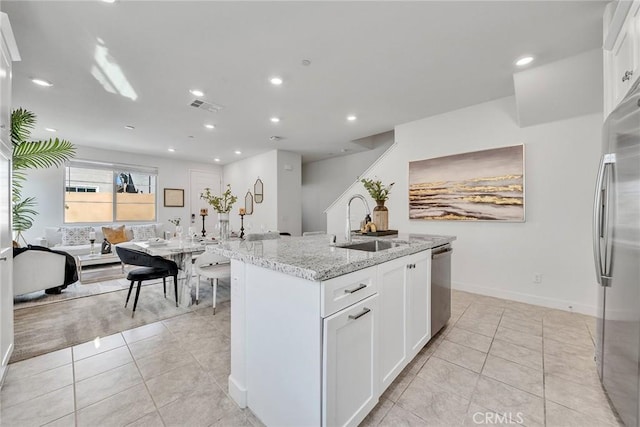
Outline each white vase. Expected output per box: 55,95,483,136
218,212,230,241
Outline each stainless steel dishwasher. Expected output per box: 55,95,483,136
431,243,452,335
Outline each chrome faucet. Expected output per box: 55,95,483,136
346,194,371,243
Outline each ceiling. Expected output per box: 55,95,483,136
4,1,607,165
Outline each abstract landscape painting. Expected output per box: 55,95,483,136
409,145,524,221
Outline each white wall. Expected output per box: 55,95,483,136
326,96,603,315
21,145,222,243
302,134,394,232
276,151,302,235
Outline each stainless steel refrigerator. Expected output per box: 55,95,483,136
594,80,640,427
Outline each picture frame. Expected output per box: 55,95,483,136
163,188,184,207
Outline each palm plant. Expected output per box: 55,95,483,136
12,108,75,244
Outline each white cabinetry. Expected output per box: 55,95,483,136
323,294,378,427
377,251,430,391
0,13,19,386
604,1,640,116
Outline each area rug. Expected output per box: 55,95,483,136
11,279,230,363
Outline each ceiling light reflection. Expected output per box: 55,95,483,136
91,41,138,101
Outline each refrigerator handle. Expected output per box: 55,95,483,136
592,153,616,286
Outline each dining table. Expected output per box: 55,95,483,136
132,238,220,307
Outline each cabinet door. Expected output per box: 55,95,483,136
323,294,378,427
0,149,11,376
611,4,640,108
407,251,431,358
377,257,408,390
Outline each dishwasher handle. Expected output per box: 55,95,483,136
432,245,453,259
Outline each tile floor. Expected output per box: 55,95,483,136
0,291,621,426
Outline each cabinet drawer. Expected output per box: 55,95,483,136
321,266,377,317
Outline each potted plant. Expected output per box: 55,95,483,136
12,108,75,245
361,178,394,231
200,184,237,240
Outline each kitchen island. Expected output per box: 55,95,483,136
211,233,455,427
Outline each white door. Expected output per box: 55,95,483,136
376,256,408,390
189,170,220,237
323,294,378,427
407,251,431,358
0,149,12,375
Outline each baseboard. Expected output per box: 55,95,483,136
0,343,13,388
452,281,598,317
228,374,247,408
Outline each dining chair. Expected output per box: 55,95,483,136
115,246,179,317
193,252,231,314
245,232,280,241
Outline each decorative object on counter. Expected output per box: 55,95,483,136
201,184,237,241
254,178,264,203
200,208,208,237
100,238,112,254
409,144,524,221
188,226,196,244
361,178,394,231
244,190,254,215
239,208,246,239
168,218,182,238
89,231,96,255
163,188,184,207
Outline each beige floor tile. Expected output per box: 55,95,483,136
544,326,594,350
360,398,394,427
543,353,601,387
73,333,126,361
434,340,487,373
157,380,243,427
445,327,493,353
136,346,198,380
397,374,470,426
191,346,230,386
74,345,134,381
482,355,543,397
544,336,595,359
0,363,73,408
77,383,156,427
545,374,618,425
127,332,181,360
464,403,525,426
161,312,202,335
494,325,542,353
244,408,266,427
177,327,229,352
405,344,433,376
379,404,428,426
126,411,165,427
5,348,72,384
381,369,416,403
489,339,542,371
464,303,504,319
472,376,544,427
545,400,620,427
417,356,479,400
42,413,76,427
75,362,143,409
499,316,542,337
145,361,214,408
0,384,74,427
122,321,171,344
456,317,500,338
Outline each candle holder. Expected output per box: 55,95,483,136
201,213,207,237
239,213,245,239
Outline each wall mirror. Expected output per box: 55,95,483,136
245,190,254,215
254,178,264,204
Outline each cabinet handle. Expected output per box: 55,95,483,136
348,307,371,320
622,70,634,82
0,257,6,261
407,263,416,269
344,283,367,294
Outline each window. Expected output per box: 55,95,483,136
64,161,157,223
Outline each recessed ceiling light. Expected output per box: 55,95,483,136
102,0,116,3
32,78,53,87
124,125,135,130
214,158,220,162
189,89,204,97
515,56,534,67
347,115,357,121
234,150,242,155
168,148,176,152
270,77,283,85
204,124,215,129
45,127,57,132
270,117,280,123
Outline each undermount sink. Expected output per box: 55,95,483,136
340,240,405,252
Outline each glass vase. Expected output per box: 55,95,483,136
218,212,230,241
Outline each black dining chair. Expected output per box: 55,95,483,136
116,246,179,317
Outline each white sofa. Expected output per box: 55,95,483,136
35,223,164,261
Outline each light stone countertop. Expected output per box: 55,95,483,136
209,233,456,281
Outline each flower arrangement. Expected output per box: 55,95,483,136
361,178,394,202
201,184,238,214
168,218,181,226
